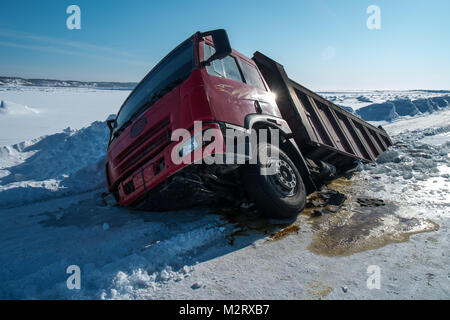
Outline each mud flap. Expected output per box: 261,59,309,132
282,138,317,194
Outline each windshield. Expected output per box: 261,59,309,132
113,39,194,138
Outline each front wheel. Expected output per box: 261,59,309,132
240,142,306,219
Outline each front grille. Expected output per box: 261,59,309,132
118,118,171,175
117,118,171,164
121,133,170,172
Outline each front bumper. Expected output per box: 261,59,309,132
116,122,226,206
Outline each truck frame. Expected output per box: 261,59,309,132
105,29,392,218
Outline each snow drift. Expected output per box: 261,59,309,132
0,100,40,116
356,95,450,121
0,118,113,208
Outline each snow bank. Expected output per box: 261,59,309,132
356,95,450,122
320,90,450,111
0,118,112,208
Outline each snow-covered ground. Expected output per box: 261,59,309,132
0,86,130,146
319,90,450,111
319,90,450,122
0,87,448,299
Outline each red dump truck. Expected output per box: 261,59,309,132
105,29,392,219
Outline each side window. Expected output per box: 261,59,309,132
204,44,224,77
239,60,267,91
222,56,242,82
204,43,243,82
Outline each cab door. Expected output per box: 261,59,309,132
236,57,279,117
201,42,278,127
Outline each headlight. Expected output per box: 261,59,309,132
179,135,200,157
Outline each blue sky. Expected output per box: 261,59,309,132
0,0,449,90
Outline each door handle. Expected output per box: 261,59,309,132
254,100,262,113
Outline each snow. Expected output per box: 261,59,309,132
318,90,450,122
0,76,136,90
0,100,40,116
0,87,130,146
0,120,110,208
319,90,450,111
355,95,450,122
381,108,450,135
0,87,448,299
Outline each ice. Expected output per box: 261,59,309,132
0,86,448,299
0,87,129,146
419,132,450,146
376,150,402,164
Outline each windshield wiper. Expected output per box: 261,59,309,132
112,78,184,139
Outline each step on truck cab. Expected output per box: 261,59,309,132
105,29,392,219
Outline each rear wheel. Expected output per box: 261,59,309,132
240,142,306,219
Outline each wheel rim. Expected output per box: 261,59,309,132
268,158,298,197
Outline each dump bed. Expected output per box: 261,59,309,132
253,52,392,168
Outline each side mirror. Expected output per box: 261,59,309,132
107,119,117,133
200,29,232,67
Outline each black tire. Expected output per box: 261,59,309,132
240,142,306,219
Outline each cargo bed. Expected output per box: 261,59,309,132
253,51,392,169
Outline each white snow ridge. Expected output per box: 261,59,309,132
0,119,110,208
0,100,40,116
